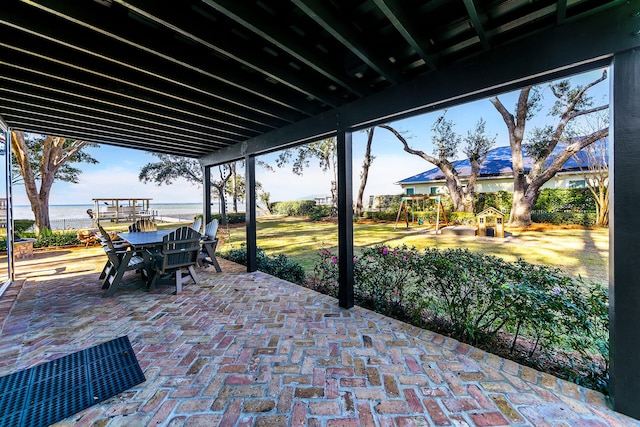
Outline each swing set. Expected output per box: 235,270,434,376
394,194,449,231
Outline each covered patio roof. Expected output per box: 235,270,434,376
0,0,633,161
1,0,640,419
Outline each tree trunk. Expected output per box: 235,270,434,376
510,184,539,226
34,200,51,232
461,193,475,213
444,181,465,212
231,163,238,213
355,128,375,217
596,185,609,227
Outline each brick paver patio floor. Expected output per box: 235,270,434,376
0,246,637,426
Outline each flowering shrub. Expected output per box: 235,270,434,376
220,246,306,285
354,245,421,316
312,244,609,393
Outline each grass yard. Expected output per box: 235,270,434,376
217,216,609,285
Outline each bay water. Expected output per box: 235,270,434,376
13,203,225,230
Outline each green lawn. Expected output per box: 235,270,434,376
217,216,609,285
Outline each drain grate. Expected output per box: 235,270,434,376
0,336,145,427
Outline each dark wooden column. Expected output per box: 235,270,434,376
245,155,257,272
203,166,211,225
337,127,354,309
609,48,640,419
4,126,14,282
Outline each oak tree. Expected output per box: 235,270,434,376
490,71,608,226
11,131,98,233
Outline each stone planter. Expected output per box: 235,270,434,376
14,238,37,259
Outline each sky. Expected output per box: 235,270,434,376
4,68,609,207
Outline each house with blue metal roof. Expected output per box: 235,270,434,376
397,139,608,196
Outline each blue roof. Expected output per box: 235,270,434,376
398,138,608,184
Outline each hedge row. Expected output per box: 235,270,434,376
531,211,596,226
211,213,245,224
271,200,317,217
219,246,306,285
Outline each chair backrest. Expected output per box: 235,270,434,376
204,219,219,240
97,223,115,250
191,217,203,234
130,219,157,232
159,226,201,273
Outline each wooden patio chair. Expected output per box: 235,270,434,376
198,219,222,272
147,226,201,294
128,218,157,232
97,224,128,250
190,217,203,234
101,246,146,296
97,223,131,282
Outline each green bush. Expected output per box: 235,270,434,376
220,246,306,285
445,212,477,225
32,230,81,248
271,200,317,217
362,211,398,221
312,245,609,393
14,219,35,234
308,205,332,221
475,191,513,214
534,188,596,212
532,211,596,226
211,213,246,224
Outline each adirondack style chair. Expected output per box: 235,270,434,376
129,218,157,232
101,246,146,296
97,223,131,282
97,224,145,295
198,219,222,272
190,217,203,234
147,226,201,294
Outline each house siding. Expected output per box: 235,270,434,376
401,172,592,195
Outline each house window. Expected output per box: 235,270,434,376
569,179,586,189
430,187,438,195
406,188,415,196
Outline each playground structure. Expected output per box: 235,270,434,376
477,207,505,238
394,196,506,239
394,195,448,232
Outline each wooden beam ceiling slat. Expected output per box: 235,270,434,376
372,0,439,71
292,0,400,84
201,0,370,98
23,0,329,119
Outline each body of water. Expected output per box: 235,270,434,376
12,203,231,230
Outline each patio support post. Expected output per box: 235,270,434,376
203,166,211,224
337,125,354,309
4,126,13,282
245,155,257,272
609,48,640,419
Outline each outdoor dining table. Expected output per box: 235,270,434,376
117,230,173,250
117,229,174,285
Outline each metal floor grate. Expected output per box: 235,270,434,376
0,336,145,427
